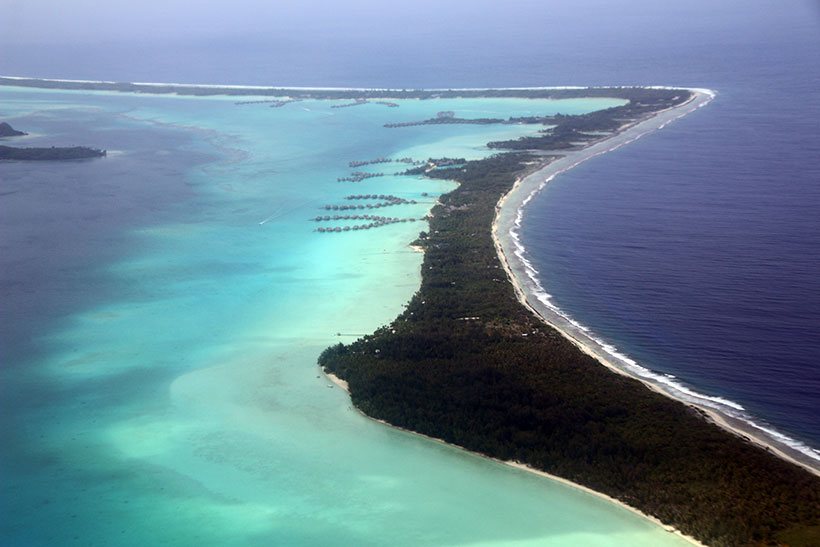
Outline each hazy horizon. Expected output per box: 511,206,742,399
2,0,819,87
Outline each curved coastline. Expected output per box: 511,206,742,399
9,78,816,540
0,75,691,93
492,88,820,475
324,369,703,546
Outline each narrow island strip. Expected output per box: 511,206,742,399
315,88,820,547
493,89,820,473
5,78,818,546
0,145,106,161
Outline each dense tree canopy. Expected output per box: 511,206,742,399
0,145,105,161
320,91,820,547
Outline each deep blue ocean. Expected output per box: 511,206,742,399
1,2,819,545
2,0,818,451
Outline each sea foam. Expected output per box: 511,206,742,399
506,89,820,464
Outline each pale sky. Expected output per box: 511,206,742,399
3,0,807,45
6,0,522,44
2,0,817,86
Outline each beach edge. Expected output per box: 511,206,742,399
491,88,820,476
324,369,704,546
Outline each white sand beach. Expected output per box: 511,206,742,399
491,88,820,476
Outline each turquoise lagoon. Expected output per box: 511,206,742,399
0,87,690,546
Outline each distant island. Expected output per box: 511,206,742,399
0,145,106,161
4,77,818,546
0,122,27,137
0,76,687,102
0,120,105,161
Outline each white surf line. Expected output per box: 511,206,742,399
498,89,820,470
0,75,717,95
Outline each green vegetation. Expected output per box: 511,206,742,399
384,116,507,128
319,93,820,546
488,97,686,150
0,122,27,137
7,78,815,544
0,145,106,160
381,88,689,150
0,121,105,160
0,77,688,103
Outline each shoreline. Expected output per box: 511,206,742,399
9,79,816,544
492,88,820,475
14,77,815,534
324,369,703,546
0,75,711,94
0,76,712,108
